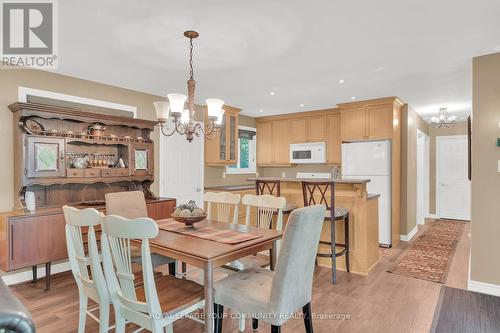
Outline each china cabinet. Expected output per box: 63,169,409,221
204,105,240,165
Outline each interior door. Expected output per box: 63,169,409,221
160,121,204,207
437,135,470,220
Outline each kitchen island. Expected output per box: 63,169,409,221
248,177,380,275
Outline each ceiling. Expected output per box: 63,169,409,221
55,0,500,120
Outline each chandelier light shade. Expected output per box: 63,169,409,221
431,108,456,128
153,30,224,142
153,101,170,122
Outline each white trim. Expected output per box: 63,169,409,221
436,135,469,220
225,126,257,175
18,87,138,118
2,261,70,286
400,225,418,242
426,213,438,219
468,279,500,297
238,125,256,131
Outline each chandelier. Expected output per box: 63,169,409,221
430,108,456,128
153,31,224,142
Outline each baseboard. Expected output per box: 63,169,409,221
1,261,71,286
468,279,500,297
400,225,418,242
426,214,438,219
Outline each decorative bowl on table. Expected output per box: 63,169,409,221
171,200,206,230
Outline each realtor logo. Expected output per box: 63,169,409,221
1,0,58,68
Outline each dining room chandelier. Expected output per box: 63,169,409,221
430,108,456,128
153,30,224,142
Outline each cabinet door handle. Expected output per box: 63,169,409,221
9,224,13,261
106,171,111,175
73,171,78,176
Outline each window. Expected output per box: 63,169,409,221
226,126,256,174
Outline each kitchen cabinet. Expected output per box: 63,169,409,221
256,119,290,165
366,104,393,139
340,103,394,141
340,107,366,141
307,115,327,142
256,121,273,164
326,114,341,164
26,136,66,178
205,106,240,165
289,118,308,143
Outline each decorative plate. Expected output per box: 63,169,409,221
22,118,44,134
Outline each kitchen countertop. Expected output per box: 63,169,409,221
247,177,371,184
204,184,255,191
367,193,380,200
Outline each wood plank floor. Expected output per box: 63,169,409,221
9,219,470,333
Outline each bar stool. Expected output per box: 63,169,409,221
255,179,296,216
301,181,350,284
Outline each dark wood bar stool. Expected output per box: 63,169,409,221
301,181,350,284
255,179,296,215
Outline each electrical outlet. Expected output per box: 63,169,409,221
498,161,500,173
282,172,286,178
222,172,226,179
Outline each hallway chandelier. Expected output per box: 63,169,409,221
430,108,456,128
153,31,224,142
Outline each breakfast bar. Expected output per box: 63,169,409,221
247,177,380,275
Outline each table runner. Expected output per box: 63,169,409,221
157,219,263,245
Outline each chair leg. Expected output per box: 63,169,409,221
77,293,87,333
214,303,223,333
345,215,350,273
115,316,126,333
238,313,245,332
271,325,281,333
98,302,109,333
45,262,51,291
32,265,37,283
331,222,337,284
168,262,176,276
303,302,314,333
252,318,258,330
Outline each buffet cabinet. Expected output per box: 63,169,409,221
204,105,241,166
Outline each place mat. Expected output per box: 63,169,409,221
157,219,263,245
387,220,464,283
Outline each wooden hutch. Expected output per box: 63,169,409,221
0,103,176,289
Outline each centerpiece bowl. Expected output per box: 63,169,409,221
171,214,207,230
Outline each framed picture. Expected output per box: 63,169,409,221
135,149,148,170
34,142,59,171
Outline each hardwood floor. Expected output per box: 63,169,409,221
9,219,470,333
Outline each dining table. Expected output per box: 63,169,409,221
139,218,283,333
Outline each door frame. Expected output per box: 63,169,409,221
416,129,430,225
158,121,205,206
436,135,470,220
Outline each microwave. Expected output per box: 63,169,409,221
290,142,326,164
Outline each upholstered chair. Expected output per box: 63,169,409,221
105,191,176,273
213,204,326,333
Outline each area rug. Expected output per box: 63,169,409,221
388,220,464,283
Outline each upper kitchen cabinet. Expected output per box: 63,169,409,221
288,114,326,143
272,119,290,164
289,117,308,143
326,113,341,164
256,119,290,165
339,97,403,141
205,105,240,165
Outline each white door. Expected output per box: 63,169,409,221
436,135,470,220
159,121,204,207
416,130,430,225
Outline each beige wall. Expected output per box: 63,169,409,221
0,69,168,212
470,52,500,285
204,115,257,187
428,121,468,214
400,104,430,235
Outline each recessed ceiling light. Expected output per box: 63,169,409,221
259,109,264,113
351,96,356,100
339,79,345,83
269,92,275,96
300,104,305,107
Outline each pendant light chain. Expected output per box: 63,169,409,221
189,37,194,80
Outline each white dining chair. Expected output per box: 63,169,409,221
204,191,241,224
100,214,205,333
63,205,113,333
213,205,327,333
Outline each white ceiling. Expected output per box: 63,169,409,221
55,0,500,120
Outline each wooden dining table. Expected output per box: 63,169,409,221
139,218,283,333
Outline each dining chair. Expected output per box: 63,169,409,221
63,205,113,333
301,181,350,284
105,191,176,275
100,214,205,333
204,191,241,224
255,179,296,215
213,204,327,333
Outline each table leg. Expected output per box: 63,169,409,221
270,240,278,271
204,261,214,333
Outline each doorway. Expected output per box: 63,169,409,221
416,130,430,225
436,135,471,220
159,121,205,207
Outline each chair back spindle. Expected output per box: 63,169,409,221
204,192,241,224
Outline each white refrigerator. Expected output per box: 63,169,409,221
342,140,392,246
